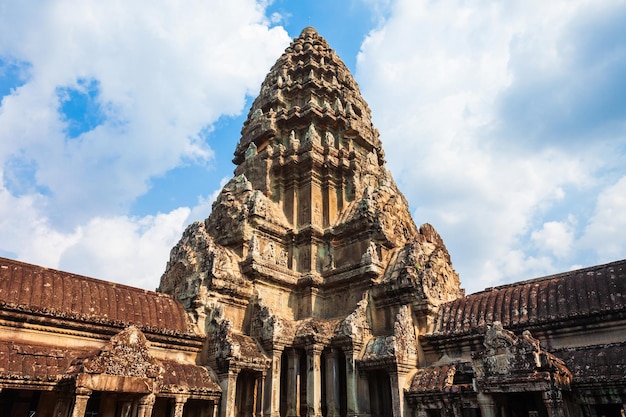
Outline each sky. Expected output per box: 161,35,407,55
1,0,625,294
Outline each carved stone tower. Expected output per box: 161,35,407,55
159,27,463,417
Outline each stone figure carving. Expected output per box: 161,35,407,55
324,131,334,148
262,241,276,263
248,233,260,258
305,123,321,146
277,249,288,267
362,241,379,264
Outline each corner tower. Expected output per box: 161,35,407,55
159,27,463,417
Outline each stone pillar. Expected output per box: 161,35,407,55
256,373,266,417
477,393,497,417
542,390,565,417
212,401,220,417
171,396,188,417
343,348,362,417
306,345,323,417
70,388,92,417
356,369,371,417
325,349,340,417
53,393,74,417
287,349,301,417
265,348,284,417
388,371,407,417
219,372,238,417
138,394,156,417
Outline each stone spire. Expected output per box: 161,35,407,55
159,27,462,327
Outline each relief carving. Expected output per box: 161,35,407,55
80,326,162,379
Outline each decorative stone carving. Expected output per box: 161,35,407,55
80,326,162,379
262,241,276,263
472,322,572,392
304,123,321,146
379,223,463,307
158,26,466,415
338,298,371,346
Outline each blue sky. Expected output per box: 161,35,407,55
1,0,625,293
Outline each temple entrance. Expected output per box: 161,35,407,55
236,370,260,417
0,389,42,417
498,393,548,417
368,370,392,417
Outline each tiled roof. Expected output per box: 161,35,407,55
0,339,89,383
430,260,626,337
408,364,474,394
0,257,191,335
554,342,626,385
161,361,221,394
409,364,456,393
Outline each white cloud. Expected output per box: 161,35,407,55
357,0,626,293
59,209,190,290
0,1,291,288
0,0,290,226
580,176,626,262
531,218,576,259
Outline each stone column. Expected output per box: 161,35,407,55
256,373,266,417
343,348,361,417
287,349,301,417
219,372,238,417
388,371,407,417
356,369,371,417
306,345,323,417
138,394,156,417
70,388,92,417
542,390,565,417
325,348,340,417
171,396,188,417
265,348,284,417
477,393,497,417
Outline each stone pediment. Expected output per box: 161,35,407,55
472,322,571,392
78,326,162,379
359,306,417,371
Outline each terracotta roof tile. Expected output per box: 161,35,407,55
408,364,473,394
0,257,192,335
0,339,90,383
161,361,221,393
554,343,626,384
430,260,626,337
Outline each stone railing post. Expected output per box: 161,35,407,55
137,393,156,417
171,395,188,417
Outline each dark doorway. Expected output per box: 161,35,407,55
236,370,258,417
595,404,624,417
0,389,41,417
368,370,392,417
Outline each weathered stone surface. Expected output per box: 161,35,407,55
471,322,571,392
77,326,161,378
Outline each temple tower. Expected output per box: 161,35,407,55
159,27,463,417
